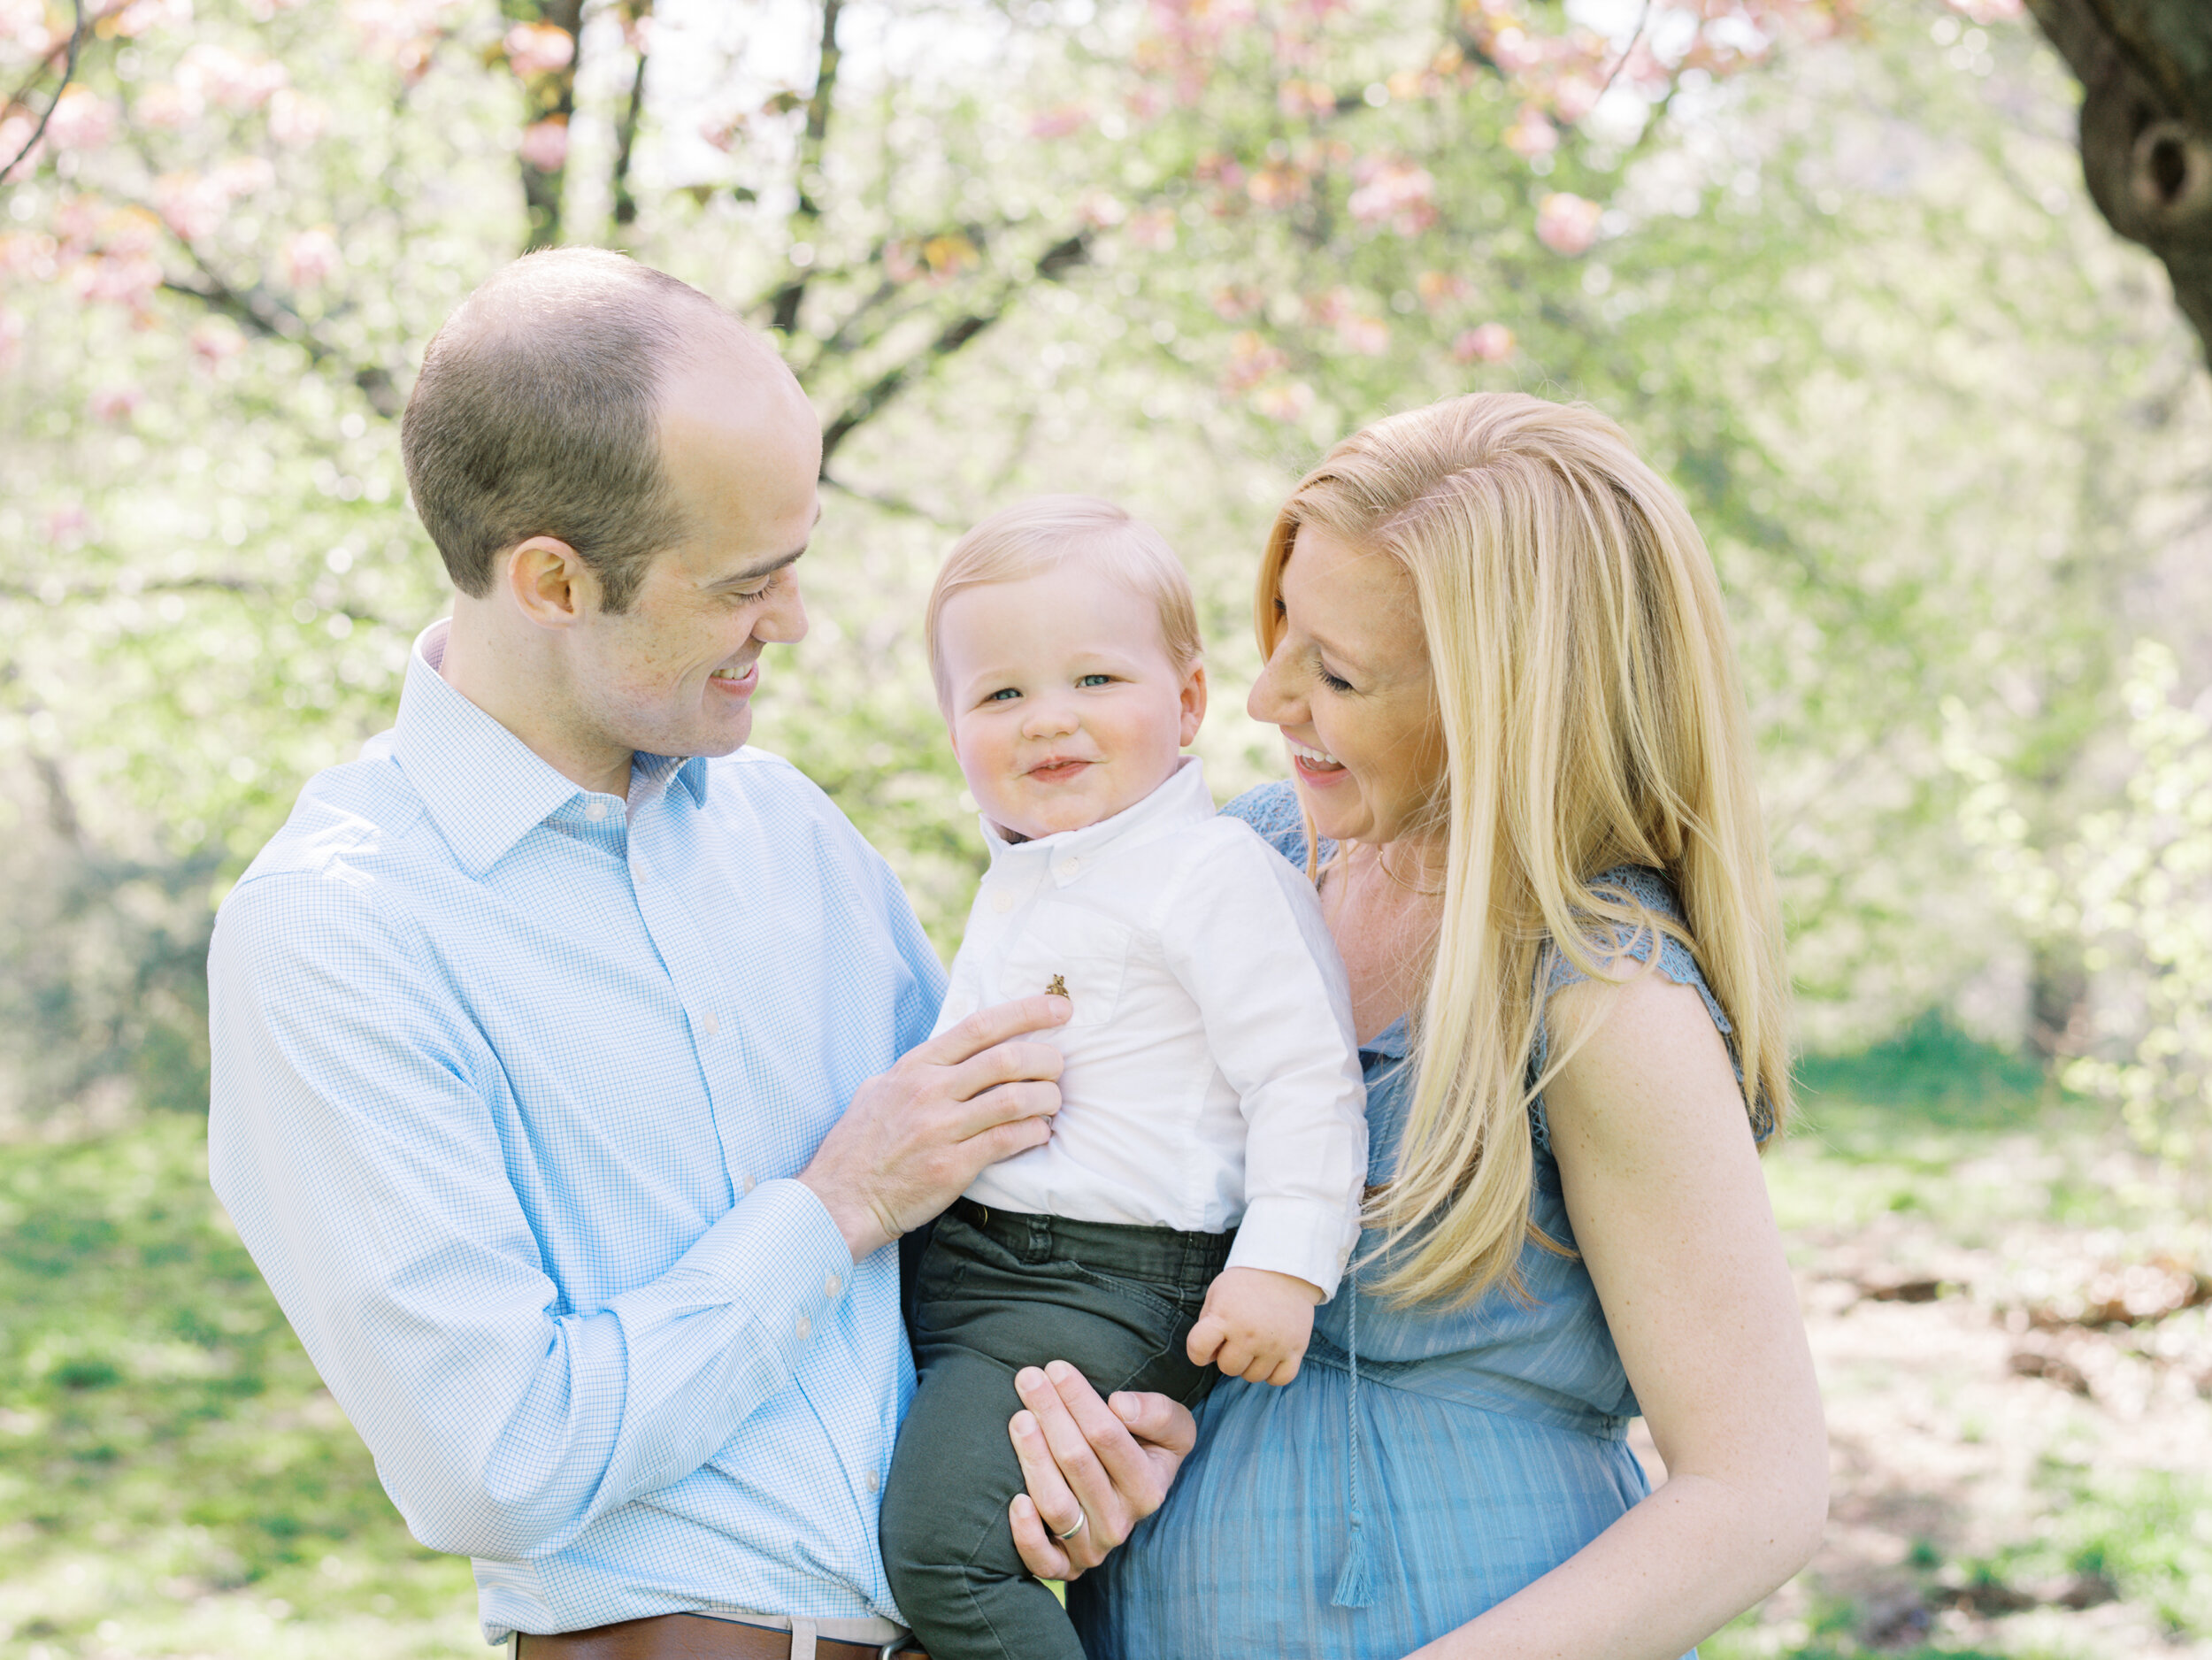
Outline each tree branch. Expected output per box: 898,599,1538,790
518,0,585,250
158,254,403,418
0,0,88,187
609,2,651,234
768,0,845,334
815,228,1090,470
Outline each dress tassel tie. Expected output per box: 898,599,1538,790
1331,1268,1377,1610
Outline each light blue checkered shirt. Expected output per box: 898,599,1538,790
208,623,945,1644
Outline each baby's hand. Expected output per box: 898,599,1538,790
1186,1266,1324,1386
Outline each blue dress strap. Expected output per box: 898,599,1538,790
1528,865,1755,1150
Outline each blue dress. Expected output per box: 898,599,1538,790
1071,783,1735,1660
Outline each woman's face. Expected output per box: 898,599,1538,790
1248,523,1445,850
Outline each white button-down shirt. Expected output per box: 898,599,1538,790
941,759,1367,1295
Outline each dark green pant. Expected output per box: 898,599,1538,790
881,1201,1229,1660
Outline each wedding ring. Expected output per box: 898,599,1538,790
1052,1512,1087,1541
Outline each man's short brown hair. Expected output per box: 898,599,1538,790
401,249,735,613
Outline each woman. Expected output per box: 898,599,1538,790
1024,392,1826,1657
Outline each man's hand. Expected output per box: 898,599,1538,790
1186,1266,1323,1386
798,996,1069,1260
1005,1363,1195,1581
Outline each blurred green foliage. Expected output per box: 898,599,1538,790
1,0,2208,1130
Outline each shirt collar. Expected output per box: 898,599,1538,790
979,755,1213,869
390,619,708,877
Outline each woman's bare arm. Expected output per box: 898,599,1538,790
1409,972,1827,1660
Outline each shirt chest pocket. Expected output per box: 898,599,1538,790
998,908,1133,1029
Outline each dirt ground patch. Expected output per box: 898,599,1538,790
1704,1125,2212,1659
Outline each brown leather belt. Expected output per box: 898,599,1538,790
515,1614,926,1660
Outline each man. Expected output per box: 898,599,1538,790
207,249,1188,1659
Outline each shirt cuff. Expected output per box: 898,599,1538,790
1225,1195,1358,1299
667,1176,856,1377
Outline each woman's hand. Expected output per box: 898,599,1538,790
1005,1362,1195,1580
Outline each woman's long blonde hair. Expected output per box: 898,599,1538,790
1259,393,1791,1307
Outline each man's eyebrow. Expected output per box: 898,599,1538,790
707,503,824,590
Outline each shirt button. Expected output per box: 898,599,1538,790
1056,857,1080,879
864,1469,880,1494
992,889,1016,914
740,1172,756,1194
586,801,608,822
795,1315,810,1341
824,1273,841,1299
702,1011,719,1037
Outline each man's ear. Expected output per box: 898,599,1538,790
502,536,599,629
1179,661,1209,746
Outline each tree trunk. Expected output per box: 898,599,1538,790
2026,0,2212,361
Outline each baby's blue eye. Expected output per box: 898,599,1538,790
1077,673,1112,688
985,688,1021,703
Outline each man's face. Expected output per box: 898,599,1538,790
568,341,821,762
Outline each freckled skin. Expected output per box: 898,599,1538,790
1246,525,1444,849
937,565,1206,843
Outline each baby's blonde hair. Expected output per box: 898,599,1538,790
926,496,1202,706
1260,393,1792,1307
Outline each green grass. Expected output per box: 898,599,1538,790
0,1115,475,1658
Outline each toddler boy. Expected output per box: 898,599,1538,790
878,496,1366,1660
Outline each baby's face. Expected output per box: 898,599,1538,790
937,562,1205,842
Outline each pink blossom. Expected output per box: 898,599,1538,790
102,207,163,258
1453,322,1516,363
1076,189,1126,228
1124,84,1166,123
1125,206,1177,251
346,0,464,79
136,82,206,129
1338,313,1390,355
1303,287,1354,327
1276,77,1334,119
73,251,163,311
281,227,342,288
44,87,116,151
697,109,749,153
1210,286,1261,322
45,503,90,542
1247,160,1310,210
106,0,193,38
53,193,105,255
1026,104,1091,141
211,155,276,198
518,117,569,173
0,0,50,53
178,42,288,111
1252,380,1315,422
1417,270,1470,310
1221,330,1288,392
90,384,143,421
884,242,921,284
189,318,247,365
0,113,43,175
267,88,328,146
1347,157,1437,234
1535,192,1602,256
503,21,574,78
0,231,58,281
1502,105,1558,159
156,173,226,242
